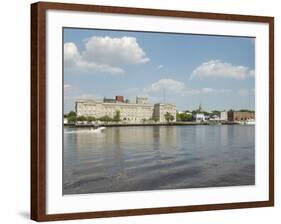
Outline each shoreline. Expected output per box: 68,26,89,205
64,121,246,128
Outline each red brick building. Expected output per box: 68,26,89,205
227,111,255,122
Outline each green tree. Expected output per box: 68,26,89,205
66,111,77,123
192,110,197,115
68,111,76,117
67,116,76,123
165,112,174,122
86,116,96,122
185,114,192,121
99,115,112,123
203,112,209,116
176,113,181,121
77,116,87,121
113,110,121,122
210,110,220,116
152,117,159,123
239,109,255,113
177,113,193,121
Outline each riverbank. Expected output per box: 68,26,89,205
64,121,241,128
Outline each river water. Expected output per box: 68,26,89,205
63,125,255,194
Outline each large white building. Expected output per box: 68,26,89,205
75,96,176,123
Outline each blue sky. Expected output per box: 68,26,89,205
64,28,255,113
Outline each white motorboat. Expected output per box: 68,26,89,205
90,126,106,133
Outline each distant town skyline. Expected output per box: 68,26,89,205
64,28,255,113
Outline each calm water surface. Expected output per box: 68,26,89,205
63,125,255,194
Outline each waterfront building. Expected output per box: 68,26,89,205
153,103,177,122
194,113,205,122
193,103,206,122
220,111,228,121
209,114,220,121
227,111,255,122
76,96,176,123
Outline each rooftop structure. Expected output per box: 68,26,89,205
115,95,124,103
136,96,148,104
103,98,116,103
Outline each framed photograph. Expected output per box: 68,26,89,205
31,1,274,221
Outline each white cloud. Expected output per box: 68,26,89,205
157,64,164,69
143,79,185,94
64,36,149,74
191,59,255,80
64,43,79,61
83,36,149,65
143,78,228,96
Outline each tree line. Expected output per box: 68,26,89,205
64,111,176,123
64,110,121,123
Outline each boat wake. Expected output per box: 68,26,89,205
64,127,106,134
90,127,106,133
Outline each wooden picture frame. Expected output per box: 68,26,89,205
31,1,274,221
